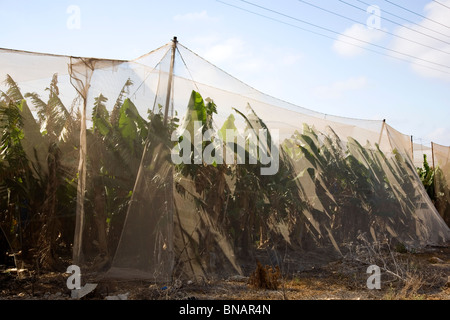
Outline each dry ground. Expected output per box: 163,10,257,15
1,246,449,300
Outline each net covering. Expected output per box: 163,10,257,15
1,39,449,281
433,143,450,227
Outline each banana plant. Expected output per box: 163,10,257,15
214,103,306,259
434,167,450,226
282,123,410,248
417,154,435,201
171,90,239,276
0,76,63,268
0,98,45,258
84,82,156,267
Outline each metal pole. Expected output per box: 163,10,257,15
164,36,177,126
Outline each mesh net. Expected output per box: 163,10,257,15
1,39,449,281
433,143,450,227
413,142,432,169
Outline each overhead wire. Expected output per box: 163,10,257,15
433,0,450,10
355,0,450,40
217,0,449,150
216,0,450,76
383,0,450,30
339,0,450,46
297,0,450,56
225,0,450,72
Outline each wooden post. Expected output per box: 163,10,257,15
164,36,177,126
377,119,386,146
70,58,95,265
164,37,177,279
431,142,436,169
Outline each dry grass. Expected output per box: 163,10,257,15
248,261,281,291
1,246,449,300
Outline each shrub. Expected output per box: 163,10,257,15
248,261,281,290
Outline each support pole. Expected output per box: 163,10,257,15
163,37,177,279
70,58,95,266
377,119,386,146
431,142,436,169
73,96,87,265
164,36,177,126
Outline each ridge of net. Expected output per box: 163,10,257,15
177,42,383,124
130,44,173,99
0,47,130,63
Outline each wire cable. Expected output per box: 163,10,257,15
298,0,450,56
176,46,200,93
384,0,450,30
433,0,450,10
236,0,450,70
356,0,450,40
216,0,450,75
340,0,450,46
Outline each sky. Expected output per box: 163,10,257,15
1,0,449,147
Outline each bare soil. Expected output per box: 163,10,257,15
1,246,449,300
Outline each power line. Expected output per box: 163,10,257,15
356,0,450,41
236,0,450,70
384,0,450,30
297,0,450,56
340,0,450,46
433,0,450,10
216,0,450,76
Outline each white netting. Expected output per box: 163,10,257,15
0,39,449,281
433,143,450,227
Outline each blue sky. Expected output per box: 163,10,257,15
1,0,449,147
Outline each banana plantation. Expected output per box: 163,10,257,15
0,39,449,283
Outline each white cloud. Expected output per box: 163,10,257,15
189,36,303,99
191,35,221,47
333,24,387,57
200,37,302,72
173,10,217,22
203,37,248,63
313,76,368,99
389,0,450,81
427,127,450,145
280,52,302,66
